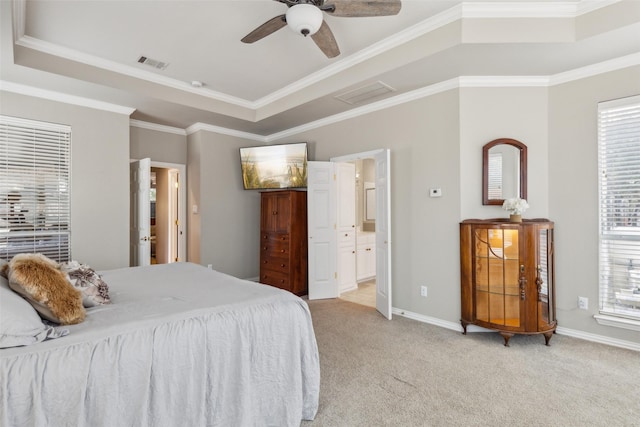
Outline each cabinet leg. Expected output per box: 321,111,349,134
543,331,553,346
499,332,514,347
461,320,468,335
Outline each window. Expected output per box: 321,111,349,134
0,115,71,263
598,95,640,321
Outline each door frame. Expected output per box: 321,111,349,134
331,149,392,319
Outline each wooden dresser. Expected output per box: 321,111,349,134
260,190,308,296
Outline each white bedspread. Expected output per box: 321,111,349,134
0,262,320,427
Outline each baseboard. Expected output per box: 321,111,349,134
555,326,640,352
392,308,492,333
392,307,640,351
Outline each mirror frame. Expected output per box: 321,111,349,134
482,138,527,205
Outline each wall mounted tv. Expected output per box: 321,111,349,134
240,142,308,190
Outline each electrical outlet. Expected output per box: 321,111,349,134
420,286,428,297
578,296,588,310
207,264,213,270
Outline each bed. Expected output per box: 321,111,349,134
0,262,320,426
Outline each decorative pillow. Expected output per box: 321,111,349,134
60,260,111,307
0,275,68,348
7,253,85,325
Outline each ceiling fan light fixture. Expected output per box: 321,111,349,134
286,4,323,37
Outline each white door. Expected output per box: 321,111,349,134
336,162,356,292
374,149,392,319
331,149,393,319
130,158,151,267
307,161,338,300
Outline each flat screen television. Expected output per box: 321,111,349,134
240,142,308,190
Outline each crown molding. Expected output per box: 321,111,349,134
461,1,579,18
9,49,633,142
13,0,614,116
14,35,254,110
266,78,461,142
130,119,186,136
0,80,136,115
575,0,622,16
169,51,640,141
186,122,267,142
253,4,464,109
458,76,551,87
549,52,640,85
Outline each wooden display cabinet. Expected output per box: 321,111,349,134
460,219,556,346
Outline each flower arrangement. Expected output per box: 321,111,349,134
502,198,529,215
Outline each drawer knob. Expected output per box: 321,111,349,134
281,263,285,267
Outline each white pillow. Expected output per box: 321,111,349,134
0,275,68,348
60,260,111,307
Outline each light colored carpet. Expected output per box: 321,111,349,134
302,298,640,427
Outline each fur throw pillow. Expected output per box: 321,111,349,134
8,253,85,325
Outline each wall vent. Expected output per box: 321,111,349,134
335,81,395,105
137,55,169,70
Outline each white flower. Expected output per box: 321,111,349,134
502,198,529,215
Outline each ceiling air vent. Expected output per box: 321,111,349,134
137,55,169,70
335,81,395,105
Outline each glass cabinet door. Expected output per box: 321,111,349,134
537,227,554,325
474,227,520,328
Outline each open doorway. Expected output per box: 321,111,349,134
130,159,186,267
307,149,391,318
150,162,186,264
339,159,377,308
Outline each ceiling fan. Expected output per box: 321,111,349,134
241,0,402,58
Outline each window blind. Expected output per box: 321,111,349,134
598,95,640,320
0,115,71,263
488,152,503,199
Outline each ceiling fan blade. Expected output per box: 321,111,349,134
322,0,402,17
241,15,287,44
311,21,340,58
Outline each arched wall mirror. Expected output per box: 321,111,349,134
482,138,527,205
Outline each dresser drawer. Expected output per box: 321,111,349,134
262,233,290,244
260,269,291,290
261,256,289,272
261,238,290,259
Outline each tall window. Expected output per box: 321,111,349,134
0,116,71,262
598,95,640,320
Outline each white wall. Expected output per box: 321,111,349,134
130,126,187,164
0,91,130,270
187,131,261,278
549,65,640,342
460,87,549,220
277,90,463,320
